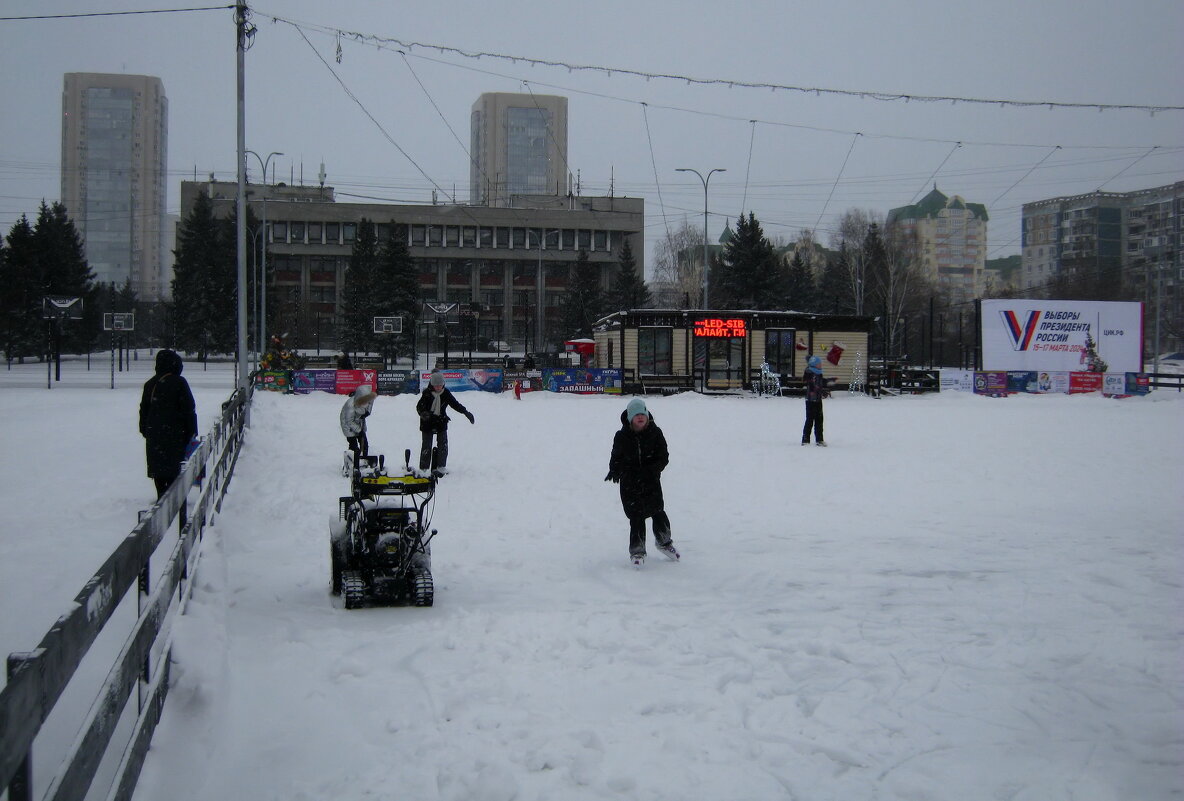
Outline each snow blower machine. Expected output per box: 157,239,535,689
330,449,438,609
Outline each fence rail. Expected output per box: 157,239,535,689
1,386,251,801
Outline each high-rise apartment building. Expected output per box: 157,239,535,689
1022,181,1182,352
470,92,568,207
61,73,168,299
887,187,988,302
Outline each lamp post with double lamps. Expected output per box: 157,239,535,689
676,167,725,309
246,150,283,366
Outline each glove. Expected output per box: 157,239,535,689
604,471,620,483
465,411,475,424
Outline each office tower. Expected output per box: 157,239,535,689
61,73,168,299
470,92,568,206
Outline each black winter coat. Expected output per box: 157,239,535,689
416,387,470,432
139,350,197,480
608,411,669,520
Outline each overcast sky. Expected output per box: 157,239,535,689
2,0,1181,268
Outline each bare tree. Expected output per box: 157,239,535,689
830,209,879,315
651,219,705,308
878,227,927,356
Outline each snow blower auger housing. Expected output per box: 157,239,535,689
330,449,438,609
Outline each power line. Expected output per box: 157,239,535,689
741,121,756,215
640,103,671,244
253,11,1183,114
289,22,455,204
908,142,961,205
814,133,861,235
0,5,233,21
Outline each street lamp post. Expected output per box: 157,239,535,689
246,149,283,365
527,228,545,354
676,167,725,309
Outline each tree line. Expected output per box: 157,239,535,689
0,202,99,361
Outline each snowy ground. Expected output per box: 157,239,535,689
2,356,1182,800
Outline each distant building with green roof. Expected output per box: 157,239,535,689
887,186,988,302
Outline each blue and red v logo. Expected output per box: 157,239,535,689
999,310,1041,350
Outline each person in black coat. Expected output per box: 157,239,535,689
605,397,679,564
801,355,830,446
139,349,198,497
415,370,474,476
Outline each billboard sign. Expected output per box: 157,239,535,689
981,300,1142,373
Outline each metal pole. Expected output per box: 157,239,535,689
235,2,250,407
534,230,544,354
246,150,282,370
1154,261,1161,373
676,167,725,309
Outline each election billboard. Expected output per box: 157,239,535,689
981,300,1142,373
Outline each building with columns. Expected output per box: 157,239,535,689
180,180,643,354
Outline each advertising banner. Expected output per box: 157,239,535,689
503,370,543,392
1068,372,1103,394
254,370,290,392
1035,371,1071,394
1102,373,1128,397
973,371,1008,396
939,370,973,392
981,299,1142,373
418,369,504,393
336,369,378,395
292,369,336,394
1125,372,1150,396
543,368,624,394
1006,371,1038,394
378,370,418,395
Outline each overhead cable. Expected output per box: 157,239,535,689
253,12,1183,114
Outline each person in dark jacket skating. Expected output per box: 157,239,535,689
605,397,679,565
139,349,198,497
801,355,830,446
415,370,474,476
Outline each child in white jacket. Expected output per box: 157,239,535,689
340,385,377,459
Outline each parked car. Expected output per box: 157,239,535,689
1153,352,1184,373
488,340,512,353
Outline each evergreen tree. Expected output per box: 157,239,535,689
33,202,97,352
606,237,651,311
1,215,41,360
816,246,853,314
171,192,236,358
784,249,816,311
340,218,380,354
560,249,605,338
372,222,420,359
715,212,784,309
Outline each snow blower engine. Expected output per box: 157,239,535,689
330,449,438,609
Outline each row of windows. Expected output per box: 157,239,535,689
268,220,619,252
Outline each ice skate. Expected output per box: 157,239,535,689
657,543,680,561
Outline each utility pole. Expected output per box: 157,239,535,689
235,0,253,413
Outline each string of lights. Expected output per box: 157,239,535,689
254,10,1183,115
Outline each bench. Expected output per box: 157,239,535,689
638,374,695,395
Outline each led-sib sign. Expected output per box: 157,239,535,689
693,318,747,338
